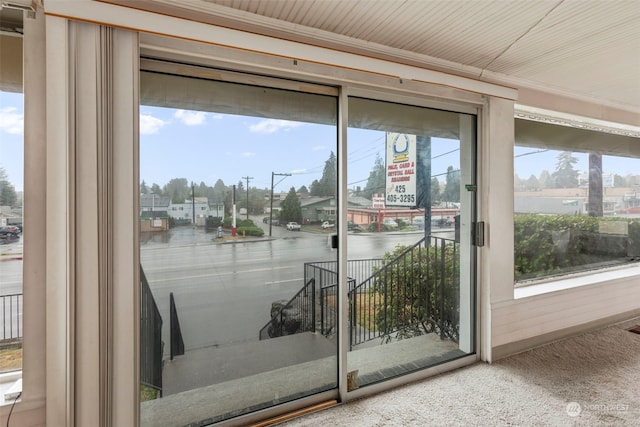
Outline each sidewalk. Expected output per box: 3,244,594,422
0,239,22,262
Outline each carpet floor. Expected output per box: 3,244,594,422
279,317,640,426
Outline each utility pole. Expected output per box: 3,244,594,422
242,176,253,220
269,172,292,237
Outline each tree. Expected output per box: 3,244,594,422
552,151,579,188
311,151,337,196
443,166,460,203
164,178,190,203
514,174,524,191
297,185,309,196
614,174,626,187
0,167,17,207
280,186,302,223
363,153,385,199
538,170,552,189
140,180,149,194
150,183,162,196
525,174,540,191
309,179,320,196
430,177,441,204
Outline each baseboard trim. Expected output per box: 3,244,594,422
491,308,640,361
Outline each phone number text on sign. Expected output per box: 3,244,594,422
386,133,417,206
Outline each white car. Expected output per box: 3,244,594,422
382,218,398,228
321,221,335,229
286,222,301,231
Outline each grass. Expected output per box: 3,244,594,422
325,291,381,332
140,384,160,402
0,346,22,372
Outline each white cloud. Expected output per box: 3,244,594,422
174,109,207,126
0,107,24,135
249,119,303,134
290,169,307,174
312,145,326,151
140,113,167,135
240,152,256,157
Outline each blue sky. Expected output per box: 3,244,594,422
2,90,638,194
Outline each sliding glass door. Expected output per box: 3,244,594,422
345,97,477,389
138,67,339,426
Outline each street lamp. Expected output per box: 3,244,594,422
269,172,291,237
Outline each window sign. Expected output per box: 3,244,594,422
385,132,417,206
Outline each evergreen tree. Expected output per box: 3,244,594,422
313,151,337,196
538,170,551,189
140,180,149,194
552,151,579,188
430,177,441,204
150,183,162,196
363,153,385,199
443,166,460,203
526,174,540,191
164,178,190,203
280,186,302,223
0,167,17,207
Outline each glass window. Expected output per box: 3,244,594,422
346,96,476,389
138,69,338,425
0,91,24,374
514,117,640,283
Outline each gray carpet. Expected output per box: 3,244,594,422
279,318,640,426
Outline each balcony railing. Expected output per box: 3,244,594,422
261,236,460,349
0,293,22,343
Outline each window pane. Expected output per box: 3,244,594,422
0,91,24,373
515,118,640,283
346,97,476,389
139,71,338,425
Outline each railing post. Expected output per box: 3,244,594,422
439,240,446,340
311,278,316,333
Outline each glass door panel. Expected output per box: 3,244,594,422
138,70,338,425
346,97,476,389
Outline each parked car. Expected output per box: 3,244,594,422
321,221,335,229
286,222,301,231
347,221,359,231
382,218,398,228
0,226,20,243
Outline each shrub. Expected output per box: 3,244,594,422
370,242,459,342
237,226,264,237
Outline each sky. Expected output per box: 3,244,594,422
2,89,639,194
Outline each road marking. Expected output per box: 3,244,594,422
264,278,304,285
149,266,294,282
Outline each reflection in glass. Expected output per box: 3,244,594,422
0,91,24,373
345,97,476,389
515,145,640,283
138,73,338,425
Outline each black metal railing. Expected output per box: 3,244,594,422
140,267,163,394
349,236,459,348
259,236,459,349
0,293,22,342
258,278,316,340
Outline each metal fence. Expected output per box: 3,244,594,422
260,237,459,349
349,236,459,347
0,293,22,342
140,267,163,394
259,278,316,340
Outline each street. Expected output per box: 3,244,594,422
0,220,454,355
141,219,436,354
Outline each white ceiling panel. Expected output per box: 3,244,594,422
204,0,640,112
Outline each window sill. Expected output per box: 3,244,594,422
514,264,640,299
0,370,22,407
